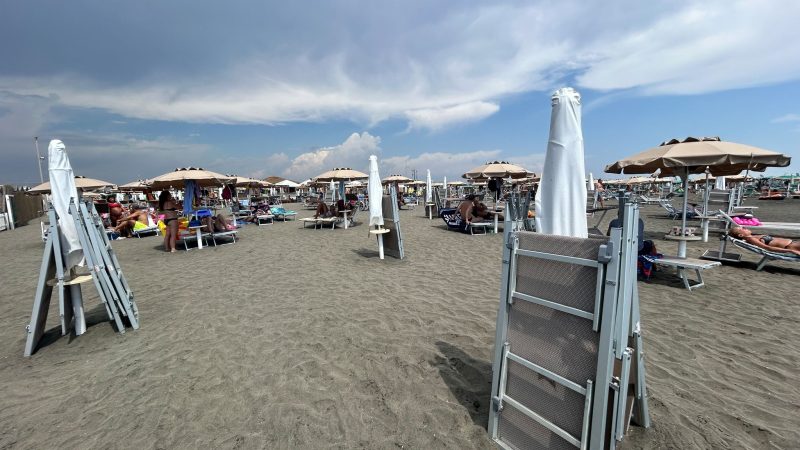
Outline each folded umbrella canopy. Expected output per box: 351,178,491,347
368,156,384,227
47,140,83,269
535,87,588,238
426,170,432,203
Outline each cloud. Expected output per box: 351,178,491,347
3,1,798,130
405,101,499,131
282,132,381,180
773,114,800,123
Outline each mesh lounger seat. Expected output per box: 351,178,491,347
300,217,337,230
729,237,800,271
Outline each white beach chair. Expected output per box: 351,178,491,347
643,256,720,291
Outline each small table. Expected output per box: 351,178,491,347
188,226,205,249
663,234,702,258
369,228,391,259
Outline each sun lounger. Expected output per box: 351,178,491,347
256,214,274,226
208,229,237,246
636,194,663,205
440,207,491,234
270,207,297,221
131,211,160,238
300,217,337,230
659,199,700,220
727,237,800,270
177,231,213,251
642,255,720,290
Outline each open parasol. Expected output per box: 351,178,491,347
148,167,233,190
28,175,117,194
606,137,791,256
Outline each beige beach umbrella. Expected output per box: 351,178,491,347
463,161,531,180
28,175,117,194
605,136,790,177
313,167,368,182
148,167,233,190
606,136,791,256
227,175,263,187
118,179,151,191
381,174,413,183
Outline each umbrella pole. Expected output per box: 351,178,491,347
680,167,690,257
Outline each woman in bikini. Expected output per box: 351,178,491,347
729,227,800,256
159,191,180,253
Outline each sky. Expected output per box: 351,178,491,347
1,0,800,186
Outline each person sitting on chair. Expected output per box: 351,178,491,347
474,201,503,221
729,227,800,256
457,195,480,225
107,194,124,226
109,205,149,236
315,201,336,218
203,214,235,232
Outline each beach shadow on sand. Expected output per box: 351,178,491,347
433,341,492,428
33,303,116,353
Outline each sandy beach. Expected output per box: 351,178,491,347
1,198,799,449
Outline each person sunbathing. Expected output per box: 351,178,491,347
729,227,800,256
110,206,150,236
203,214,234,232
475,202,503,221
314,201,335,218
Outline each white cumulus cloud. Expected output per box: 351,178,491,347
282,132,381,180
405,102,500,131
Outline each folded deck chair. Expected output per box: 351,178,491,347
659,199,700,220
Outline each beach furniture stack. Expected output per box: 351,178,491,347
24,199,139,356
377,185,404,259
488,201,649,449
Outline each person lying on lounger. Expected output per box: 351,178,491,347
729,227,800,256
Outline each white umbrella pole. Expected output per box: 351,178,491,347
377,234,385,259
702,170,710,242
680,167,690,257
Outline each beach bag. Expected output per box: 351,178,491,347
637,240,661,279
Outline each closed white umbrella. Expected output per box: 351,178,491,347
535,87,588,238
368,155,387,259
443,176,448,197
426,170,432,203
329,180,336,201
48,139,87,334
715,176,726,190
48,140,83,268
587,172,595,191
